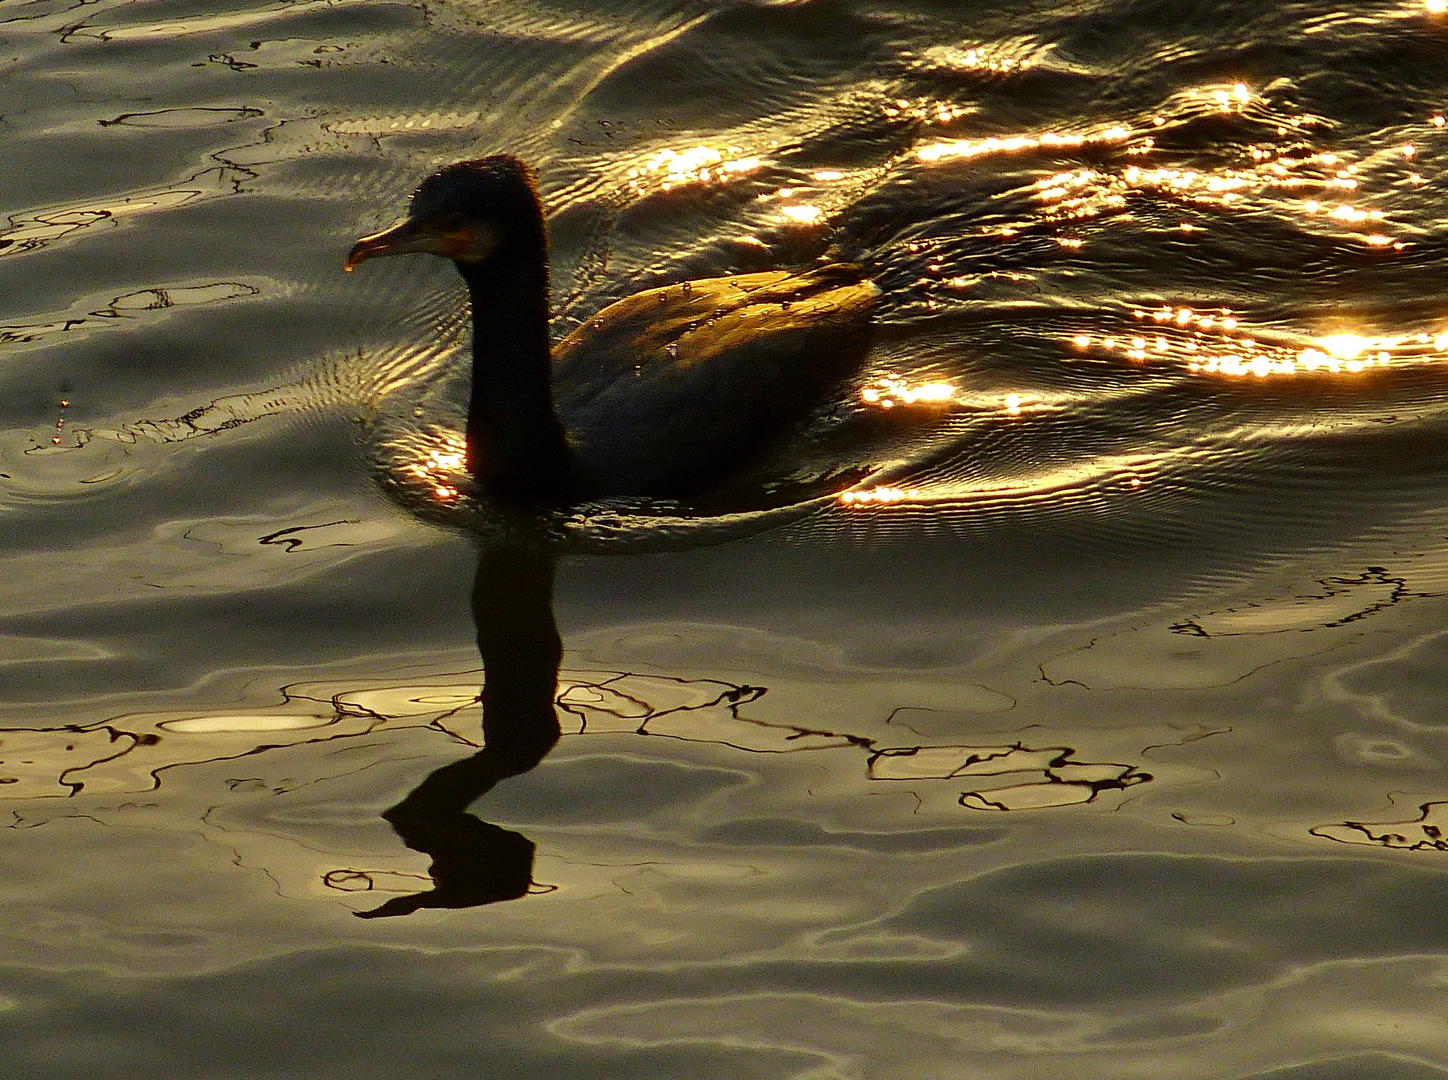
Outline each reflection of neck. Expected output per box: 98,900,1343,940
415,540,562,810
474,538,563,783
461,254,577,504
358,540,561,917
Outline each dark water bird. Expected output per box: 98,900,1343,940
347,155,878,505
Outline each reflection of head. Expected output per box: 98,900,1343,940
356,816,535,918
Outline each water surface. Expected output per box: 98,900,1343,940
6,0,1448,1076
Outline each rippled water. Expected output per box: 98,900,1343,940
7,0,1448,1076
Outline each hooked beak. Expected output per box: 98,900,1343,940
345,218,497,271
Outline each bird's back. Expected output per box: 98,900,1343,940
553,264,878,497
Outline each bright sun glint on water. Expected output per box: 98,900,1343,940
860,377,957,408
839,485,924,506
401,436,468,502
625,145,764,193
1067,309,1448,379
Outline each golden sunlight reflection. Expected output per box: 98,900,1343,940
779,204,824,224
923,43,1039,74
1029,150,1405,245
1067,306,1448,379
1210,83,1253,109
626,145,762,193
329,111,480,136
860,375,957,408
759,185,831,225
917,125,1131,163
839,451,1162,512
1428,0,1447,14
883,96,970,125
969,96,1436,250
400,430,467,501
915,87,1442,255
838,485,924,506
160,715,333,733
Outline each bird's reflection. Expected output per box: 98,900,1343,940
358,538,561,918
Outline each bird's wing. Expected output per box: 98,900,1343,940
553,265,875,385
552,265,879,495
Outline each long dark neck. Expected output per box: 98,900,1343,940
460,247,577,504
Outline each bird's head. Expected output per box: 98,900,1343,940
346,155,546,272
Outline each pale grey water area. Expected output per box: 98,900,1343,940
5,0,1448,1075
